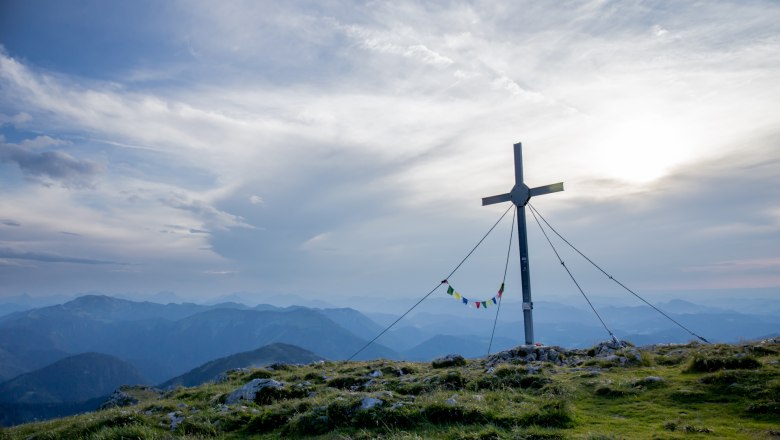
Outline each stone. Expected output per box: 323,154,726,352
633,376,664,387
100,389,138,409
432,354,466,368
225,378,284,404
360,397,383,410
167,412,184,431
370,370,383,378
213,368,250,384
445,396,458,406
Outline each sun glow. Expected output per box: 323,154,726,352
590,116,700,184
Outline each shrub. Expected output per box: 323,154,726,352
515,400,574,429
469,366,529,391
247,369,273,380
669,389,709,403
327,375,365,389
303,371,326,383
390,381,434,395
175,417,219,436
245,408,292,433
686,355,761,373
745,400,780,416
89,424,166,440
254,385,308,405
655,354,686,366
285,411,332,436
594,385,636,398
435,371,466,390
747,345,778,356
424,403,487,425
375,405,425,429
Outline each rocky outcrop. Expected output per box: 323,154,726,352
224,378,284,404
486,340,644,368
100,385,161,410
100,389,138,409
486,344,568,367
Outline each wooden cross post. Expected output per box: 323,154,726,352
482,142,563,345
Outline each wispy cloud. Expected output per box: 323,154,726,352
0,246,121,265
162,195,253,231
0,1,777,298
0,137,102,188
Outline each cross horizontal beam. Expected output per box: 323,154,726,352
482,182,564,206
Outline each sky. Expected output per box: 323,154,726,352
0,0,778,309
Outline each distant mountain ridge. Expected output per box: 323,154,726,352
0,295,396,384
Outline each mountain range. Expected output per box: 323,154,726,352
0,293,778,426
0,295,395,384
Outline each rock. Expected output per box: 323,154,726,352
369,370,383,378
634,376,664,387
432,354,466,368
445,395,458,406
100,389,138,409
167,411,184,431
225,378,284,404
360,397,383,410
212,368,250,384
486,345,570,367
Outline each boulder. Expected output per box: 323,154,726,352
432,354,466,368
100,389,138,409
486,345,568,367
225,378,284,404
360,397,383,410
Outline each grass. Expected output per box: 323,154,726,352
4,340,780,439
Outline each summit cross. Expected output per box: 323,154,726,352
482,142,564,345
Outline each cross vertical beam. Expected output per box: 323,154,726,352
482,142,563,345
514,144,535,345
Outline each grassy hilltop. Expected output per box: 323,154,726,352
3,340,779,440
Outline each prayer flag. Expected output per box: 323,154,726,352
447,286,454,295
462,298,468,305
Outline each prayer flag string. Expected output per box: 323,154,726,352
444,281,504,310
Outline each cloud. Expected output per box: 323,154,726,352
0,246,121,265
0,1,778,299
203,269,237,275
0,137,102,188
163,194,254,231
19,135,69,149
0,112,32,127
1,219,21,227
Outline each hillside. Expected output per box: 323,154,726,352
0,352,147,426
0,352,146,404
3,339,778,439
159,343,324,389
